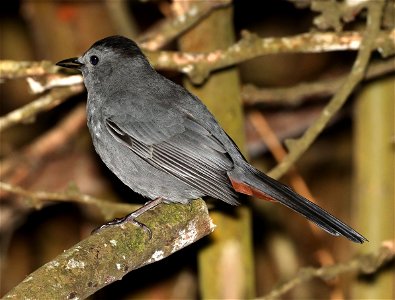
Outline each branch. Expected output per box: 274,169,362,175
260,240,395,300
147,28,394,84
1,29,393,86
242,57,395,106
268,1,385,180
0,104,86,186
0,181,138,221
0,85,83,133
26,75,83,94
311,0,367,31
138,0,231,51
3,199,214,299
0,60,60,79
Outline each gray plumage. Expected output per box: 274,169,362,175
57,35,367,243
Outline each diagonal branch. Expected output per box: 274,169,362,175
138,0,231,51
260,240,395,300
0,104,86,189
268,1,386,180
0,85,83,133
3,199,214,299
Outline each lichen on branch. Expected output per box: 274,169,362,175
3,199,214,299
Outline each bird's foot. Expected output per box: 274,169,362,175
91,197,164,239
91,213,152,238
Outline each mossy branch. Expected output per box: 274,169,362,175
3,199,214,299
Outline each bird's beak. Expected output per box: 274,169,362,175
56,57,84,69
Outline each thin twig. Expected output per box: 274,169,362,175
26,75,83,94
242,57,395,106
138,0,231,51
248,110,340,278
0,104,86,187
0,181,138,221
0,85,83,132
0,60,60,79
260,240,395,300
268,1,386,180
248,111,316,202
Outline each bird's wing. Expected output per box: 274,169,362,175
104,109,239,204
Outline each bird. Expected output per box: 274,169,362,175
56,35,367,243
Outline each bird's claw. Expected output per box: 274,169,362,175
91,215,152,239
91,198,164,238
133,220,152,239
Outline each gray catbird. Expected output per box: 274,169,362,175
57,35,366,243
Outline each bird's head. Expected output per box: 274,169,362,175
56,35,151,91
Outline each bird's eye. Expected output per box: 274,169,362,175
90,55,99,66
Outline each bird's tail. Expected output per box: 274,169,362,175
228,165,367,243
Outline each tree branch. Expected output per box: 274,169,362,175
138,0,231,51
260,240,395,300
0,85,83,133
0,60,60,79
0,104,86,188
0,181,138,221
242,57,395,106
147,28,394,84
1,29,393,85
268,0,385,180
3,199,214,299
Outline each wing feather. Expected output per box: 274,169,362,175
105,115,238,204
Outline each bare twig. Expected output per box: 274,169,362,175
248,111,342,280
242,57,395,106
268,1,386,179
311,0,367,31
3,199,215,299
0,104,86,186
248,111,316,202
260,240,395,300
0,60,60,79
0,85,84,132
26,75,83,94
0,181,138,221
138,0,231,51
147,28,394,84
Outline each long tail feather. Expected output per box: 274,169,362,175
232,166,367,243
